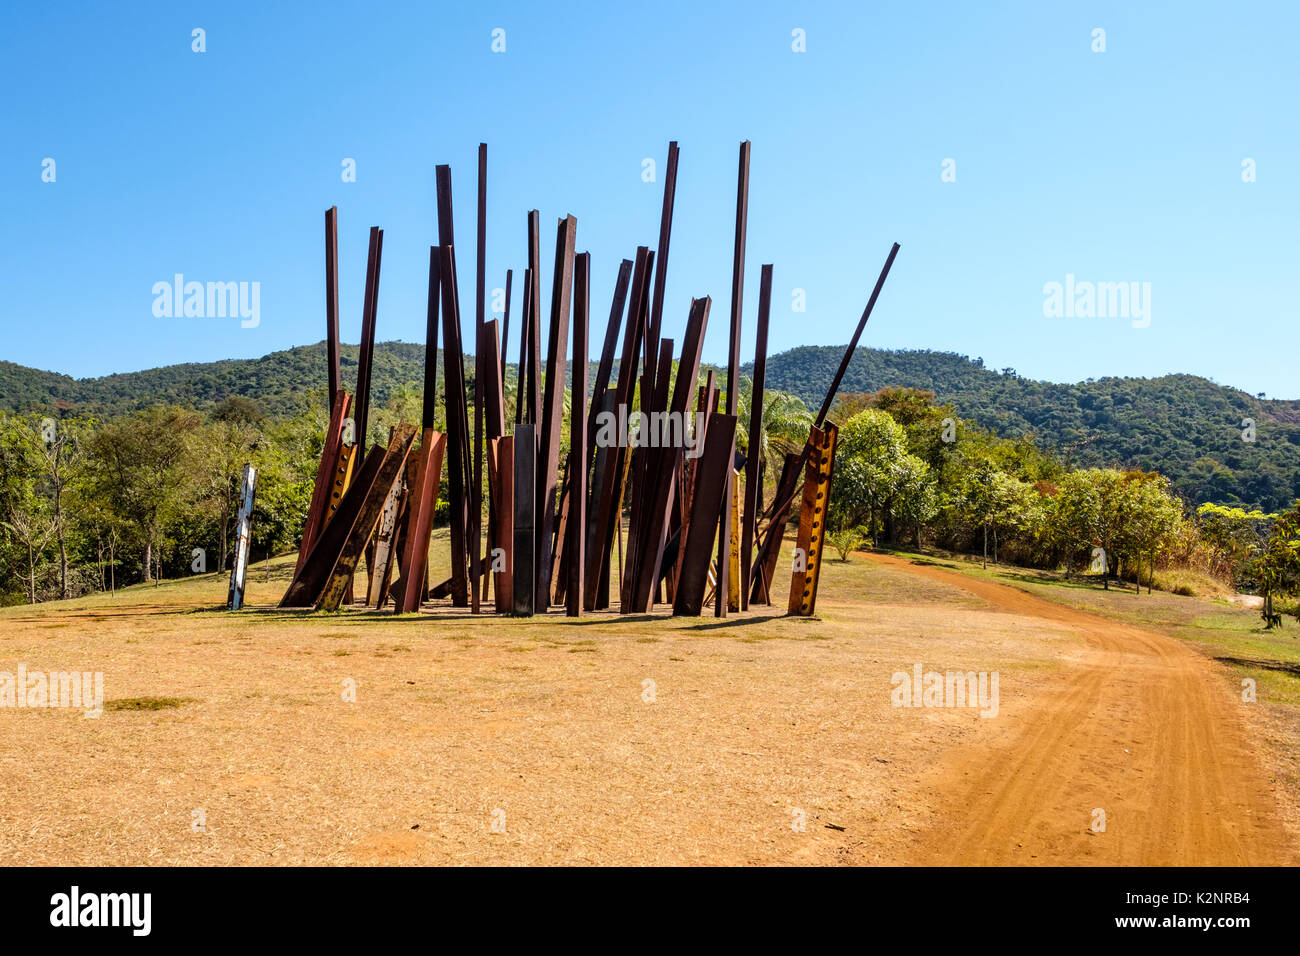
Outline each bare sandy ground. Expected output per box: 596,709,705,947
0,551,1292,865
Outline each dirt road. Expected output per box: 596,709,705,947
867,552,1297,866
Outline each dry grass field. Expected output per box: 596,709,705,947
1,537,1295,866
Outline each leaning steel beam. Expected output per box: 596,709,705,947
628,295,711,612
295,389,352,574
512,424,537,615
716,141,750,618
739,264,773,609
750,451,800,605
317,425,418,611
672,412,738,616
280,443,385,607
586,247,652,610
787,423,838,616
355,226,383,449
392,429,446,613
325,207,341,406
620,336,674,612
749,243,900,602
816,242,901,427
587,258,632,480
535,214,577,609
645,141,679,396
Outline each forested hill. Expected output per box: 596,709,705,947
3,342,1297,510
759,346,1300,511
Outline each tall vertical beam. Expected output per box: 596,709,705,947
325,207,340,408
672,413,738,616
355,226,383,448
586,247,652,610
716,140,750,618
512,424,537,616
526,211,543,425
587,259,632,472
395,430,446,614
500,268,513,388
489,434,514,612
422,248,441,430
645,141,679,395
471,144,488,613
438,243,470,606
628,296,711,612
535,214,577,608
567,253,590,616
740,264,773,610
515,268,532,427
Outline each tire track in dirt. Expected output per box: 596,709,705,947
867,552,1296,866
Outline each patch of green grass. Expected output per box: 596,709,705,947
104,696,194,712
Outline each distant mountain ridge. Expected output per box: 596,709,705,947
3,342,1297,510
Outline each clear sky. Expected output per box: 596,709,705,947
3,1,1296,397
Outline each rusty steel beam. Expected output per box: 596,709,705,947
535,214,576,609
488,435,514,612
515,268,532,427
716,141,750,618
740,264,772,610
366,471,403,607
325,206,341,406
280,443,385,608
814,242,901,428
628,294,711,612
526,211,543,426
787,423,838,616
500,268,513,388
317,425,417,611
566,252,590,616
672,412,737,616
438,242,470,606
749,243,900,603
296,389,352,574
645,141,679,396
750,450,800,605
620,336,674,612
355,226,383,449
471,144,488,614
392,429,446,613
587,258,632,478
512,424,537,615
586,247,652,610
422,247,440,430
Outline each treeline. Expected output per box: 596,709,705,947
826,388,1300,621
5,341,1297,512
763,347,1300,512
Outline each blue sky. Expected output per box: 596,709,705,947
3,1,1297,397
